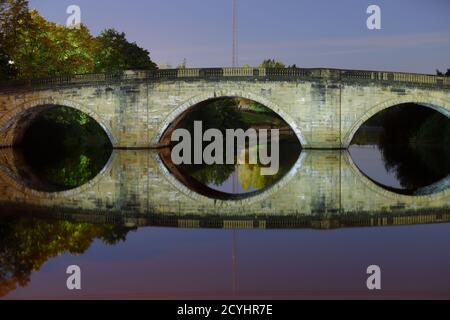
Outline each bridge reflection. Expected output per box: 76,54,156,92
2,205,449,230
0,148,449,219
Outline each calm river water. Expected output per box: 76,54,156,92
1,138,450,299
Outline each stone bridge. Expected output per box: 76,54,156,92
0,67,449,149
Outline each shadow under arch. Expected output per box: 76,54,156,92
153,90,307,148
343,96,450,148
343,151,450,201
0,97,116,147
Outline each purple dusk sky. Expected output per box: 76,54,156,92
29,0,450,74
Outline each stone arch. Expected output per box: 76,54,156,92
343,95,450,148
0,97,116,147
153,90,307,147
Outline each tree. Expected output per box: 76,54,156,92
259,59,285,68
94,29,157,73
0,4,156,80
0,0,29,80
436,69,450,76
1,4,158,79
0,0,30,50
2,6,96,79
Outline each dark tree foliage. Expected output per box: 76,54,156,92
0,0,30,49
0,48,16,80
0,0,28,80
436,69,450,76
20,106,112,191
363,104,450,190
259,59,285,68
1,2,157,79
22,106,112,150
94,29,157,73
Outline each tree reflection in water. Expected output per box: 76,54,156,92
0,216,134,297
179,136,301,195
19,147,112,192
351,103,450,194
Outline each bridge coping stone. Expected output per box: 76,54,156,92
1,68,449,92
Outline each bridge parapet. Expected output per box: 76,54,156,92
1,68,449,92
